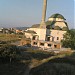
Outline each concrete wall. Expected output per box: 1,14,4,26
25,32,32,39
54,22,67,28
31,40,61,49
50,30,66,42
27,28,46,41
26,27,66,42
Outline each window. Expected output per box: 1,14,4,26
54,45,57,48
47,37,50,41
40,43,44,46
32,36,36,40
57,37,59,40
33,42,37,45
48,44,51,47
52,37,54,41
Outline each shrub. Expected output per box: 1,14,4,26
0,44,20,63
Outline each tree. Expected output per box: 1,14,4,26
61,29,75,49
0,44,20,63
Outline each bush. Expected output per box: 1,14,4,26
0,44,20,63
61,29,75,49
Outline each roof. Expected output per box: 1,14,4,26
30,13,68,29
25,30,37,34
46,21,69,30
49,13,66,20
30,21,68,30
46,21,56,29
31,24,40,28
31,21,56,28
46,21,56,26
64,22,68,27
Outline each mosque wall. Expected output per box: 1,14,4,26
50,30,66,42
54,22,67,28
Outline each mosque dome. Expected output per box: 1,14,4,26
49,13,66,20
46,13,68,30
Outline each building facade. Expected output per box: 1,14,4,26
25,13,68,49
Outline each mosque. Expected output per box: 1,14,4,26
24,0,69,49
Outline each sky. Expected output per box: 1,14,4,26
0,0,74,29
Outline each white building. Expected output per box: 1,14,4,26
25,13,68,49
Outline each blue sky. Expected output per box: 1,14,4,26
0,0,74,29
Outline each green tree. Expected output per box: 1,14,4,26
0,44,20,63
61,29,75,49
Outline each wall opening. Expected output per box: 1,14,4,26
54,45,57,48
33,42,37,45
48,44,51,47
57,37,59,40
40,43,44,46
32,36,36,40
47,37,50,41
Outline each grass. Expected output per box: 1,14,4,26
30,62,75,75
21,49,75,75
30,52,75,75
0,43,75,75
0,62,28,75
0,34,23,42
20,48,55,61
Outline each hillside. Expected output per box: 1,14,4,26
15,27,30,30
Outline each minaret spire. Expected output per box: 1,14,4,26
40,0,47,28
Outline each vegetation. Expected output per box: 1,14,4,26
61,29,75,49
0,62,27,75
30,52,75,75
21,48,54,60
0,43,26,75
0,44,75,75
0,44,20,63
30,62,75,75
0,34,23,43
0,31,75,75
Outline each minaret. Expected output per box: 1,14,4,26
40,0,47,28
38,0,47,41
